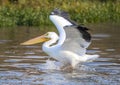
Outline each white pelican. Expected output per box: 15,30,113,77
21,9,99,69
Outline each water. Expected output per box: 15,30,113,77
0,23,120,85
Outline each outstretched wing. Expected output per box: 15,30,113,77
61,25,91,55
50,9,91,55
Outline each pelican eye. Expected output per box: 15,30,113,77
45,33,49,36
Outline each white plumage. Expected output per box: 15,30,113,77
21,9,99,69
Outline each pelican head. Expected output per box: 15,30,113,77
21,32,59,46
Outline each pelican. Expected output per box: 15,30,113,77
21,9,99,69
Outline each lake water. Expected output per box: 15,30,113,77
0,23,120,85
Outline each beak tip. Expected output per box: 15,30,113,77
20,43,25,45
20,42,29,45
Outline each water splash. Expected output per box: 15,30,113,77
39,59,96,72
41,60,63,70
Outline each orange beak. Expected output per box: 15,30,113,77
20,34,50,45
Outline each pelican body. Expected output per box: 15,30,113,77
21,9,99,68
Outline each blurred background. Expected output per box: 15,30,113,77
0,0,120,84
0,0,120,27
